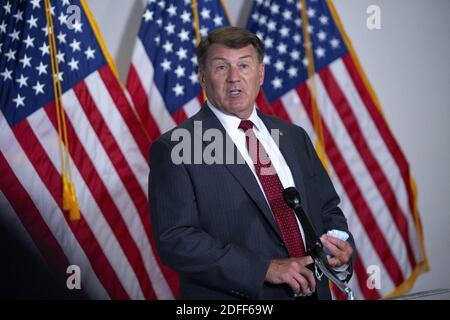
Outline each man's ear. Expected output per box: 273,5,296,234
259,63,265,86
198,69,206,89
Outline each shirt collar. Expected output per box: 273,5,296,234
206,100,262,132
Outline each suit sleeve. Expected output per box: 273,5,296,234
300,128,357,281
148,137,270,298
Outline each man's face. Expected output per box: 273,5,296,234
199,44,264,119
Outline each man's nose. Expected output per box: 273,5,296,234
226,66,240,82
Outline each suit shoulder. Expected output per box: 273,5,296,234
259,112,308,136
153,114,200,145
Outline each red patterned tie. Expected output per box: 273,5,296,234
239,120,305,257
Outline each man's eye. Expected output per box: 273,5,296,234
216,65,226,71
239,64,250,69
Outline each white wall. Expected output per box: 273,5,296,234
87,0,450,296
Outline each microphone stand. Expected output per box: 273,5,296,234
283,187,355,300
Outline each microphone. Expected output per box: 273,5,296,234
283,187,325,260
283,187,355,300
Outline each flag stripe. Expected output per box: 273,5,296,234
329,59,412,222
98,66,150,158
27,104,134,298
277,92,393,297
71,81,150,227
183,96,202,118
318,117,404,289
84,71,148,193
0,191,45,265
311,72,412,279
0,152,70,275
172,107,189,125
342,54,419,236
2,112,113,299
65,85,157,299
296,83,405,285
280,89,311,127
20,112,130,299
256,92,275,116
290,85,399,297
277,93,386,299
326,162,396,296
341,55,414,204
352,255,381,300
318,66,416,269
43,100,151,299
329,59,422,262
271,99,293,122
71,81,175,299
126,64,161,140
130,38,176,134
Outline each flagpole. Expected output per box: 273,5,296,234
220,0,233,26
191,0,207,103
299,0,328,172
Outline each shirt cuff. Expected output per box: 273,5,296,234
332,263,350,281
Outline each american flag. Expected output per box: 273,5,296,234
0,0,175,299
126,0,230,141
248,0,428,299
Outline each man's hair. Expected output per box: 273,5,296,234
196,26,265,70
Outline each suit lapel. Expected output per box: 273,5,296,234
196,106,283,240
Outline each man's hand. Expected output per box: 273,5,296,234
265,256,315,296
320,235,353,268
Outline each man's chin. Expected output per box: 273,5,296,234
228,105,254,118
227,99,251,109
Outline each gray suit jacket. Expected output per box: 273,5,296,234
148,106,354,300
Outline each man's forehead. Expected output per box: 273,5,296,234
207,44,258,61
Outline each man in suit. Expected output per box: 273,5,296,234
149,27,355,299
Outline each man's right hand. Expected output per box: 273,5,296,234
264,256,316,296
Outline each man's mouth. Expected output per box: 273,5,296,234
228,89,242,97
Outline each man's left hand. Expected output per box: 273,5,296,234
320,235,353,268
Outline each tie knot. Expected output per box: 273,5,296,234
238,120,254,131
